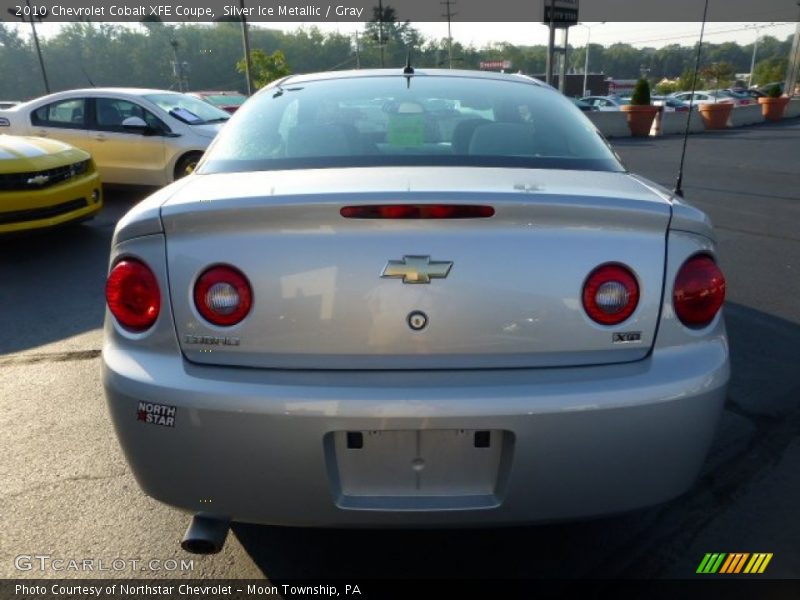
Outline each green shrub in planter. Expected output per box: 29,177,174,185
631,78,652,106
767,84,782,98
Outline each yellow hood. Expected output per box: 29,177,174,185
0,135,91,174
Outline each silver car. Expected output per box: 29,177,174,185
0,88,229,185
103,69,728,549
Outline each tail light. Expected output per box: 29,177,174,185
105,258,160,332
583,264,639,325
340,204,495,219
673,255,725,327
194,265,252,326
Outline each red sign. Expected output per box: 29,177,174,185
480,60,512,71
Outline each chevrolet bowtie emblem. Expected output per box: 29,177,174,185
26,174,50,186
381,256,453,284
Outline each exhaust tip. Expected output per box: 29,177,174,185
180,538,221,555
181,515,230,555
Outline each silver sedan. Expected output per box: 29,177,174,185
102,69,728,551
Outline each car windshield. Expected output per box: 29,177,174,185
205,94,247,106
145,93,230,124
200,74,624,174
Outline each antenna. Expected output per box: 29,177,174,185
403,51,414,87
440,0,456,69
673,0,710,198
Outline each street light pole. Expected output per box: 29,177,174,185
583,26,591,97
748,26,761,88
580,22,605,97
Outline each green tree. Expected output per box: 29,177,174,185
237,49,290,89
699,61,735,91
752,57,787,86
655,80,680,95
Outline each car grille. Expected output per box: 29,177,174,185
0,198,88,225
0,159,91,192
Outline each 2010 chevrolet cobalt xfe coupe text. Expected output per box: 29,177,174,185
102,69,728,551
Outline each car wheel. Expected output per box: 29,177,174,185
174,152,203,180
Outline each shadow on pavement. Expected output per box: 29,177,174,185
0,185,154,355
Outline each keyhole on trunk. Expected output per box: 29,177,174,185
407,310,428,331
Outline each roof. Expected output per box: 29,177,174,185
277,68,550,88
15,88,184,107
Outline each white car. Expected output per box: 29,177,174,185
579,95,631,111
670,91,736,108
0,88,230,186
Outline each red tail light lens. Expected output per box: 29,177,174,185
583,264,640,325
194,265,252,326
673,255,725,327
340,204,495,219
105,259,160,332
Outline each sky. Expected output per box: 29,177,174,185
251,21,797,49
19,21,798,49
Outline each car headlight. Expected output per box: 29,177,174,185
70,159,91,177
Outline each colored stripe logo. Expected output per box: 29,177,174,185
697,553,773,574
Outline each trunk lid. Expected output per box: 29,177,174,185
162,167,670,370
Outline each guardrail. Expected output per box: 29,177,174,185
587,98,800,138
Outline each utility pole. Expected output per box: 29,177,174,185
441,0,456,69
354,31,361,69
785,7,800,96
239,0,253,95
747,25,763,88
170,40,183,92
378,0,385,68
7,0,49,94
545,0,555,85
559,27,569,93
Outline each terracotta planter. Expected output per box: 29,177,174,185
620,105,659,137
758,96,790,121
698,102,733,130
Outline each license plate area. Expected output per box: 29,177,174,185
325,429,513,510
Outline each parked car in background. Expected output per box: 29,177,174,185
652,96,690,112
731,88,766,99
103,69,729,539
570,97,598,112
189,91,248,114
0,88,230,186
0,134,101,233
718,90,757,106
579,95,631,111
670,91,737,107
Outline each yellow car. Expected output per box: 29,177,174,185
0,135,102,234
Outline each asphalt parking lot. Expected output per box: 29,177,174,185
1,119,799,581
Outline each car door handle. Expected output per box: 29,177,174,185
94,134,107,142
34,129,48,137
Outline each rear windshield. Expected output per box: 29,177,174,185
199,74,624,174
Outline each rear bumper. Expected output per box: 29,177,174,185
103,338,729,527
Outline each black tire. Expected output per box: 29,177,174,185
174,152,203,180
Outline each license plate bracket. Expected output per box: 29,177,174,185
325,429,513,510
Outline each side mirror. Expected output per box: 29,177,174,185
121,116,149,133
